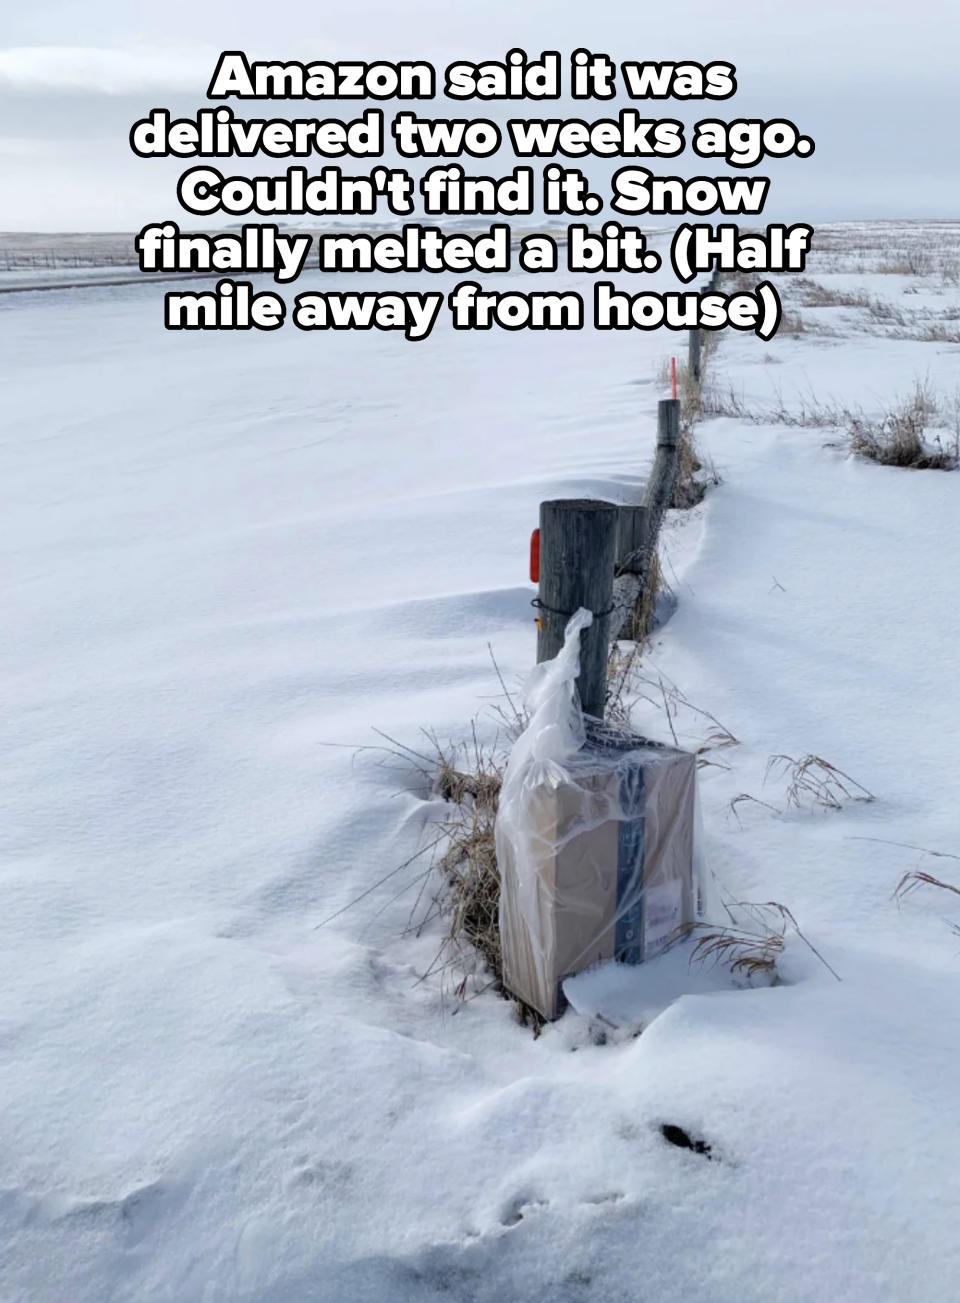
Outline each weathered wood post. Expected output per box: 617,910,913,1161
609,503,652,644
615,504,651,576
644,399,681,530
616,400,678,642
688,325,702,383
536,499,618,719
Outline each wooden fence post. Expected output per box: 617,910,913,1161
688,326,702,383
615,504,651,576
644,399,681,529
618,399,678,640
536,499,618,719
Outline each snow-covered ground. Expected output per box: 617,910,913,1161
3,221,960,1301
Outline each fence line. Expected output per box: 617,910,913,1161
534,269,720,715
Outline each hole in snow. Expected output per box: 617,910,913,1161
660,1123,713,1157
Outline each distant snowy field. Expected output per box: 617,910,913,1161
3,221,960,1301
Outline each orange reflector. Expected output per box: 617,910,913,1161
529,528,540,584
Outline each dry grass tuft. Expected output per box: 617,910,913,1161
765,386,848,428
675,357,703,420
904,323,960,344
728,754,874,819
683,921,784,980
680,900,841,983
436,759,501,810
893,869,960,904
766,753,875,811
728,792,780,824
702,381,847,430
703,368,960,464
703,373,959,467
887,849,960,946
701,382,751,421
384,726,535,1021
877,247,934,276
796,280,872,309
433,754,504,991
607,652,738,758
892,867,960,948
333,681,535,1019
848,380,956,470
419,692,548,1030
938,256,960,286
865,297,907,326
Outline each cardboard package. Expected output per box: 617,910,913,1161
497,721,697,1020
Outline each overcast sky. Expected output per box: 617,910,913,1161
1,0,957,230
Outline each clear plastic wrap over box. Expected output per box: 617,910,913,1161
496,609,702,1021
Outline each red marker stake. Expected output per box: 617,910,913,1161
670,356,678,400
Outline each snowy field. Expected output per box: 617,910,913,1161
3,220,960,1301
